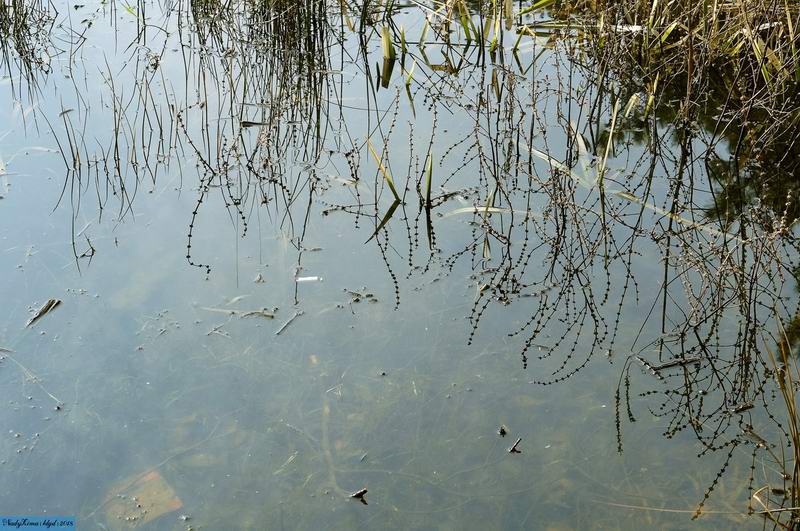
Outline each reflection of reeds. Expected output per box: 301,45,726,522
55,0,336,272
36,2,800,522
759,321,800,528
551,0,800,184
0,0,54,93
545,0,800,97
176,0,336,275
334,18,800,520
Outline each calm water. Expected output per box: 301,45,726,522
0,2,797,530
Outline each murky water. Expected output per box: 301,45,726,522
0,1,798,530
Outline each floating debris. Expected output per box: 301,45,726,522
240,308,276,319
25,299,61,328
199,306,275,319
205,324,230,338
635,355,703,372
275,310,304,336
728,402,755,414
345,288,378,304
350,488,368,505
741,425,770,448
509,438,522,454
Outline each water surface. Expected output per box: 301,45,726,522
0,2,797,529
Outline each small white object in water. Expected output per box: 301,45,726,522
296,276,322,283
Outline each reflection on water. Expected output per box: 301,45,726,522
0,1,798,529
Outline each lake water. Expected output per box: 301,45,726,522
0,1,798,529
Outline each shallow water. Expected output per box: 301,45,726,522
0,2,797,530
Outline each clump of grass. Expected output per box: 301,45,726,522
541,0,800,116
529,0,800,233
